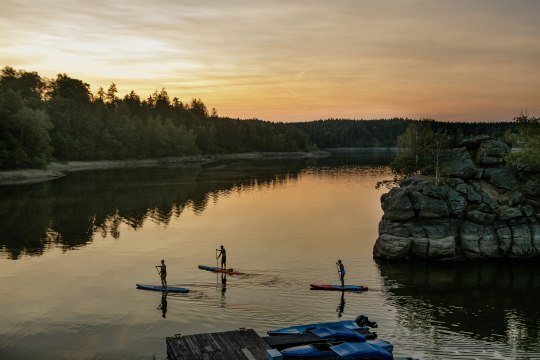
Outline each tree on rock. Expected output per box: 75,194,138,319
391,121,449,184
505,113,540,170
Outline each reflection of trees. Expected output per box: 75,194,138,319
0,184,55,257
0,159,312,259
376,260,540,352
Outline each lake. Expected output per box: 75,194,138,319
1,153,539,360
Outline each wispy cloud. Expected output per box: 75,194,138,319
1,0,539,121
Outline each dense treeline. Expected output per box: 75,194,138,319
0,66,517,169
291,118,515,149
0,67,308,169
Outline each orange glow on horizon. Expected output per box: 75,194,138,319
1,1,539,122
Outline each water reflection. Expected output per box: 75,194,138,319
0,159,312,259
220,273,227,308
158,291,168,318
336,291,346,318
1,154,395,260
377,260,540,353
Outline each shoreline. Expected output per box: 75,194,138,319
0,151,331,186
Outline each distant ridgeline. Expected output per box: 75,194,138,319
374,136,540,260
0,66,515,169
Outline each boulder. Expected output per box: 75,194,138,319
373,234,412,259
410,191,449,218
381,189,415,221
476,139,509,165
458,135,491,149
510,224,533,257
446,187,467,215
484,167,520,190
373,136,540,261
498,206,523,221
428,236,457,258
439,147,478,179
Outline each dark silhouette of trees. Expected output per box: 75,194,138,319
0,67,52,168
0,66,518,170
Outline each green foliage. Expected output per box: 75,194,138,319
0,69,52,168
505,113,540,169
391,121,449,180
189,98,208,119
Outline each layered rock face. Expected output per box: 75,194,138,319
373,136,540,260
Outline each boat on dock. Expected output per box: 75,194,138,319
267,315,377,336
281,339,394,359
268,319,392,359
165,315,417,359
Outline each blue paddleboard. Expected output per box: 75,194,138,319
136,284,189,293
310,284,368,291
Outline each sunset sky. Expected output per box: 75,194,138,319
1,0,539,122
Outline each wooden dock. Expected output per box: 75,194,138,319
166,327,379,359
166,329,272,360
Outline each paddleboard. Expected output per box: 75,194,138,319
310,284,368,291
198,265,245,275
136,284,189,293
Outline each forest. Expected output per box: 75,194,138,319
0,66,516,169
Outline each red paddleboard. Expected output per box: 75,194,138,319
198,265,245,275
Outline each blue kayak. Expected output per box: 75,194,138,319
136,284,189,293
310,284,368,291
268,320,367,336
310,326,367,342
331,342,393,360
281,338,394,359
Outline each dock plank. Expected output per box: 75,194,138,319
167,329,271,360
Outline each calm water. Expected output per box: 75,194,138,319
1,155,539,360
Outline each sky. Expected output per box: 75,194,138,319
1,0,539,122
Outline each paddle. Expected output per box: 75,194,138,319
215,249,219,284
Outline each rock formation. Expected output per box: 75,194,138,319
373,136,540,260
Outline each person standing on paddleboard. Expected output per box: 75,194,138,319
217,245,227,269
337,259,345,287
156,259,167,288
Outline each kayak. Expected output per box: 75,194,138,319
268,320,367,336
268,315,377,336
197,265,245,275
331,341,393,360
281,338,394,359
310,284,368,291
136,284,189,293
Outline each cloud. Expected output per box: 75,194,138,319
1,0,539,121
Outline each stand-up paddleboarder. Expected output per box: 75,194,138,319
156,259,167,288
216,245,227,269
336,259,345,287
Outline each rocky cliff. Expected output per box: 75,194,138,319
373,136,540,260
